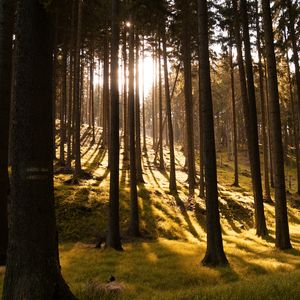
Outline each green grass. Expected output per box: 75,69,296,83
1,128,300,299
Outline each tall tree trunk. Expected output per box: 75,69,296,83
262,0,291,249
229,44,239,187
59,33,67,167
255,0,271,201
152,47,156,148
182,0,195,195
162,28,177,194
66,0,76,169
158,37,165,171
90,40,95,143
198,0,228,266
240,0,267,236
122,26,129,160
287,0,300,131
52,5,58,161
73,0,82,181
284,31,300,194
3,1,76,298
107,0,122,250
142,38,147,153
135,33,144,182
0,0,14,265
102,25,109,149
128,22,139,237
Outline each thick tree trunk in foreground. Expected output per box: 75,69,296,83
107,0,122,250
198,0,228,266
262,0,291,249
0,0,14,265
3,1,76,298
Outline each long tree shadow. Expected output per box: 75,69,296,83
174,195,201,240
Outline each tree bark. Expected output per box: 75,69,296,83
198,0,228,266
128,22,140,237
107,0,122,250
0,0,14,265
162,27,177,194
3,1,76,298
135,33,144,182
182,0,196,195
240,0,267,236
262,0,291,249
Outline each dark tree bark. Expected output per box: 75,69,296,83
198,0,228,266
158,37,165,171
2,1,76,298
128,22,140,237
286,0,300,132
102,24,110,149
0,0,14,265
262,0,291,249
59,27,68,167
162,28,177,194
107,0,122,250
255,0,271,201
66,0,75,169
142,38,147,153
90,40,95,144
240,0,267,236
135,33,144,182
229,44,239,187
122,26,129,160
73,0,82,181
182,0,195,195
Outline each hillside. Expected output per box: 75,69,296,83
3,125,300,299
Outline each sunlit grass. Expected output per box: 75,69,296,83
1,127,300,298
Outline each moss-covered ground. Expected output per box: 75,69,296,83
1,125,300,299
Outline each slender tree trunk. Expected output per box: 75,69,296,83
262,0,291,249
152,48,156,148
66,0,75,169
0,0,14,265
158,37,165,171
90,41,95,143
52,6,58,160
128,22,140,237
255,0,271,201
73,0,82,181
233,0,267,237
162,28,177,194
142,38,147,153
198,0,228,266
285,32,300,194
229,44,239,187
59,34,67,167
135,33,144,182
240,0,267,236
182,0,195,195
287,0,300,132
102,25,109,149
3,1,77,298
107,0,122,250
123,27,129,160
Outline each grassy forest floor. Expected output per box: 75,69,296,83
2,124,300,299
